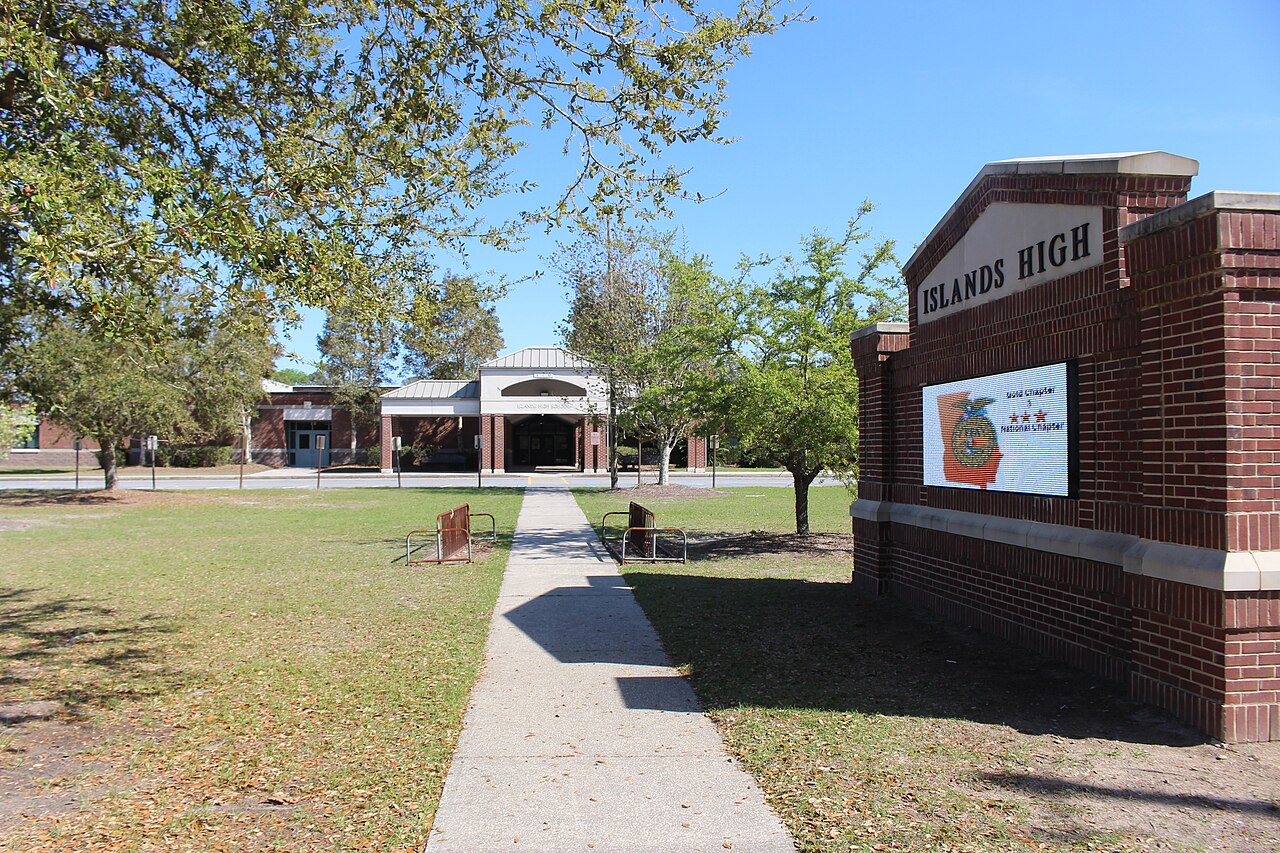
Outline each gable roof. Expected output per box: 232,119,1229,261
481,346,595,370
382,380,479,399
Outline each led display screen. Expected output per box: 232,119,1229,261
922,362,1076,497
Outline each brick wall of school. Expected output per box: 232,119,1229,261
1,416,99,468
854,162,1280,741
586,418,607,471
250,390,380,466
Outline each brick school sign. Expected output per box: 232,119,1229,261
851,152,1280,742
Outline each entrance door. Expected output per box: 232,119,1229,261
287,421,332,467
511,416,575,468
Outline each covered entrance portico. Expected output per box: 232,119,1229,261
378,347,610,474
508,414,578,469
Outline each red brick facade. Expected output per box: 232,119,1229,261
687,435,707,472
1,415,99,468
247,389,379,467
852,155,1280,742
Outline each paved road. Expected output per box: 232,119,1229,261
0,470,840,491
425,485,796,852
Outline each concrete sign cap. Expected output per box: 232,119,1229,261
983,151,1200,177
905,151,1200,273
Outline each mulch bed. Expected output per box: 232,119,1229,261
602,484,727,499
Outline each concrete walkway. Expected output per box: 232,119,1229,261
426,486,795,852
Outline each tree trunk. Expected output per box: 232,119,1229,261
608,392,619,490
789,464,820,534
657,440,673,485
98,437,120,490
793,471,809,534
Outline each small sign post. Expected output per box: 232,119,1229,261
315,434,325,489
474,434,483,489
392,436,402,488
239,412,248,490
709,434,720,489
147,435,158,491
637,440,643,487
73,437,81,491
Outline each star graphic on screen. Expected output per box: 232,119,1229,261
1035,410,1047,422
1010,414,1019,423
1021,412,1032,423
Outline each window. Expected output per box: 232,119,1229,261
11,417,37,450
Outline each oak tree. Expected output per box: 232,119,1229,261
315,313,398,450
18,301,274,488
2,0,798,345
728,205,903,533
560,223,729,485
401,273,505,381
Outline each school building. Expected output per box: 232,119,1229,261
248,346,708,473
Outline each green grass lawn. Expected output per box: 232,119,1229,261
0,487,522,852
571,486,1165,853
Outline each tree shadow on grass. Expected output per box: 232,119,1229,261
686,532,853,561
0,490,125,507
0,586,179,713
623,571,1205,748
980,772,1280,817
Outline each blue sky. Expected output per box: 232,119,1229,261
277,0,1280,377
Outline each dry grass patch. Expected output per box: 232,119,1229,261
0,487,522,851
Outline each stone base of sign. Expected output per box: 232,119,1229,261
854,507,1280,742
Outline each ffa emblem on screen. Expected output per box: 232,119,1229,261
938,392,1002,488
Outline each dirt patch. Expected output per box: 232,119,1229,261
855,545,1280,851
989,734,1280,851
0,713,123,832
0,519,46,532
604,484,727,500
858,563,1280,850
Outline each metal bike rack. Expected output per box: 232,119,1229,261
600,502,687,564
405,504,494,566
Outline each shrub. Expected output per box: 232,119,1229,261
157,444,233,468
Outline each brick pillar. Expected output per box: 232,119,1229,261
1123,195,1280,741
687,434,706,472
574,419,584,471
849,322,911,596
481,416,494,472
492,416,506,473
380,416,393,472
589,418,605,472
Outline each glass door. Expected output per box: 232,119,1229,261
287,422,331,467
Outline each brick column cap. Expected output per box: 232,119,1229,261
850,321,910,361
851,321,908,342
1120,190,1280,243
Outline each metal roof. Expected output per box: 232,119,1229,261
481,346,595,370
382,380,479,400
